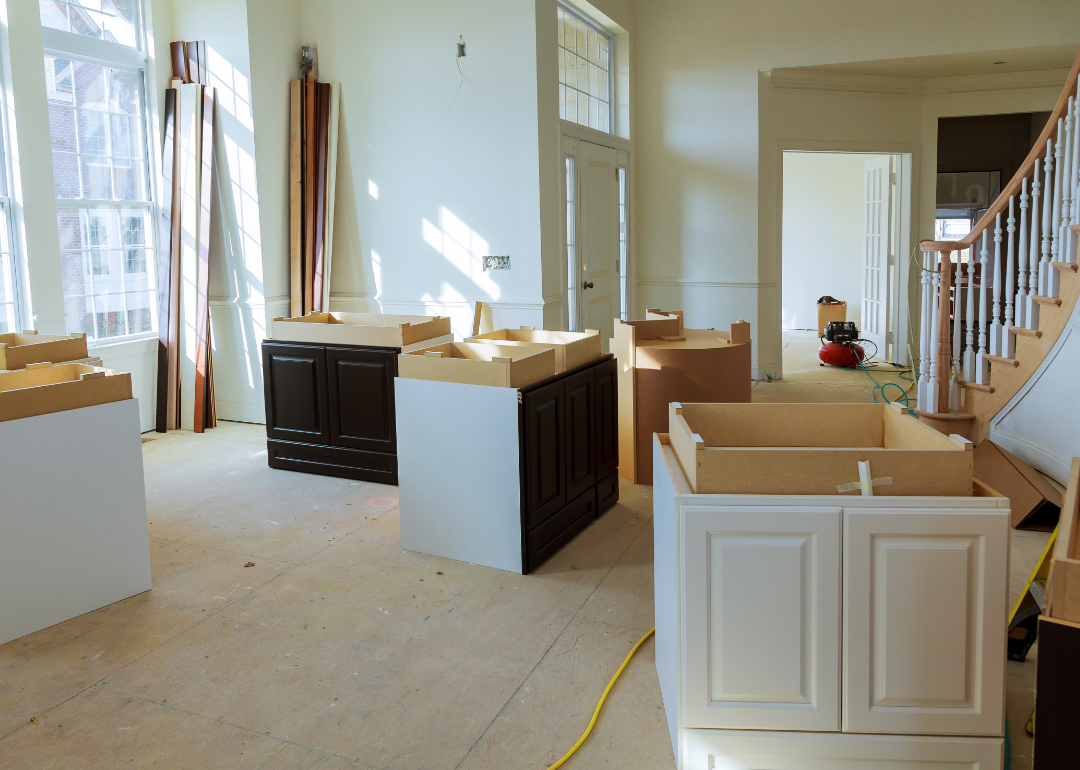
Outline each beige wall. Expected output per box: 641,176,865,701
633,0,1080,377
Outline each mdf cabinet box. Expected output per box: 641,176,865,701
0,331,89,370
614,315,751,485
653,404,1008,770
262,313,453,484
464,328,602,373
0,364,149,646
396,344,617,573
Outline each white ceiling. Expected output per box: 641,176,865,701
798,44,1078,80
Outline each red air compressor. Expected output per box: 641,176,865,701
819,321,866,368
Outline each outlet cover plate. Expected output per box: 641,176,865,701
483,255,510,271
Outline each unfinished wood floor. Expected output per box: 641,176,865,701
0,418,1049,770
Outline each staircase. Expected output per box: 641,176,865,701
915,48,1080,444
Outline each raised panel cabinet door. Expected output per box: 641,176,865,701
681,505,842,731
594,357,618,479
327,347,396,452
263,342,330,444
843,507,1009,736
522,379,566,530
563,367,596,501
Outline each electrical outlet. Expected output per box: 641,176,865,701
457,37,467,58
483,255,510,271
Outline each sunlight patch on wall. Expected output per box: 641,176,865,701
207,46,253,132
421,206,501,300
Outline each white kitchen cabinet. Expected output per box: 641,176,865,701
655,435,1009,770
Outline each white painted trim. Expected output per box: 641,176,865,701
376,296,545,311
765,66,1071,97
215,399,265,425
91,335,156,359
637,278,772,289
558,118,631,154
40,28,147,70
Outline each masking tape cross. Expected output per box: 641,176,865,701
837,460,893,496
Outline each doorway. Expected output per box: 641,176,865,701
780,150,911,380
563,135,629,349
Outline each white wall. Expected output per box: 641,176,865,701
296,0,548,337
633,0,1080,378
782,152,880,331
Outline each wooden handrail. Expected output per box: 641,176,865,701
955,48,1080,250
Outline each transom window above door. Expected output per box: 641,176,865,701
557,3,613,134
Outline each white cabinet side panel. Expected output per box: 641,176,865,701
653,437,681,758
681,505,841,731
843,508,1008,736
0,400,152,645
684,729,1002,770
395,378,522,573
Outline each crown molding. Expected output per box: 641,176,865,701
765,66,1071,97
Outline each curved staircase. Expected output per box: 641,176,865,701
915,48,1080,444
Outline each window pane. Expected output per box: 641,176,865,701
41,0,138,48
556,6,612,134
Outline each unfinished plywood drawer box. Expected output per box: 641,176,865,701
654,411,1008,769
271,312,453,351
614,314,751,485
669,402,974,496
0,331,89,370
0,372,148,645
262,313,453,485
0,362,132,422
396,351,619,573
464,328,602,372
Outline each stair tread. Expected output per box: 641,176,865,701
983,354,1020,366
1033,295,1063,306
1009,326,1043,338
1051,261,1079,273
959,380,995,394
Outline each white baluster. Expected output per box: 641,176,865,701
1029,158,1043,329
964,244,976,382
928,251,942,412
950,253,962,410
1017,178,1030,328
1063,97,1075,264
976,232,991,386
1039,141,1053,299
918,250,931,410
989,213,1003,356
1070,96,1080,261
1049,120,1065,298
1003,197,1017,359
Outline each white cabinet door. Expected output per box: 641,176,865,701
683,729,1003,770
843,508,1008,736
681,505,841,731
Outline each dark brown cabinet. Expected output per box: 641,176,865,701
263,341,399,484
519,356,619,572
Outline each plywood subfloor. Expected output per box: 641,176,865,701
0,416,1047,769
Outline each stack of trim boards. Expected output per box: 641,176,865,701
290,53,340,317
156,41,218,433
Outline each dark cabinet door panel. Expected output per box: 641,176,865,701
263,343,330,444
564,368,596,501
594,357,618,478
267,439,397,485
327,347,396,451
522,380,566,530
526,488,596,573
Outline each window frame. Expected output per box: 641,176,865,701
42,19,161,347
557,1,615,136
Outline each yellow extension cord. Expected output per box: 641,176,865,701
548,626,656,770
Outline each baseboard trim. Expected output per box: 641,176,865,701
215,400,265,425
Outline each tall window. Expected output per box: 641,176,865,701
42,1,156,344
557,4,613,134
618,165,628,321
565,156,578,331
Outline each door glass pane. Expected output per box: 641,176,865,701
566,156,577,332
618,166,627,321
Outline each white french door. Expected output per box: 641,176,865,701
861,156,892,356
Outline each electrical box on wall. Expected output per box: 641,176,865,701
483,256,510,271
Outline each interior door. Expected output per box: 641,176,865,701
843,507,1008,736
861,156,892,356
578,141,619,351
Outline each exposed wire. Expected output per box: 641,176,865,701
447,38,467,113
